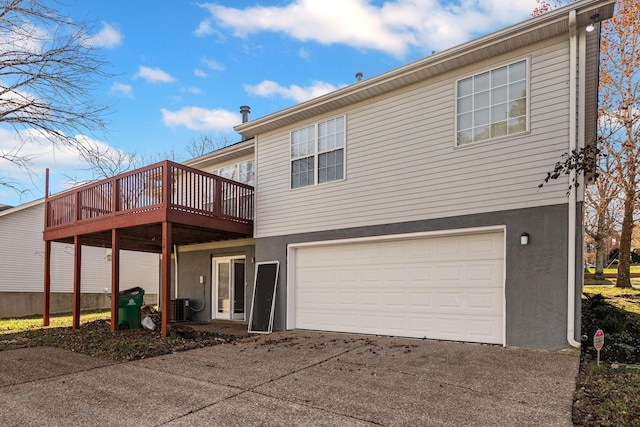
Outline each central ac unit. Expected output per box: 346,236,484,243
170,298,189,322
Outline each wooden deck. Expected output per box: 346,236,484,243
43,160,254,251
42,160,254,337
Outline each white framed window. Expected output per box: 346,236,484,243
214,160,255,186
210,160,255,219
291,116,345,189
456,59,528,146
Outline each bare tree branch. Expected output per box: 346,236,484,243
0,0,112,191
185,133,234,158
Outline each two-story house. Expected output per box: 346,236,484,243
43,0,615,350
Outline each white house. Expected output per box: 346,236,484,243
0,199,159,318
42,0,615,349
232,0,612,350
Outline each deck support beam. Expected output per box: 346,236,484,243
43,240,51,326
161,221,172,337
110,229,120,332
72,235,82,329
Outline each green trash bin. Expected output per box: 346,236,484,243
118,287,145,330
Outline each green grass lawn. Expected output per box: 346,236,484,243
584,265,640,274
583,285,640,314
574,285,640,426
0,310,110,334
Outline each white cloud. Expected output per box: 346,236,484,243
0,127,126,205
0,22,47,54
244,80,340,103
194,18,214,37
86,22,123,49
202,58,225,71
110,82,133,98
135,66,176,84
298,47,311,60
0,84,43,117
194,68,208,78
161,107,239,131
198,0,539,57
182,86,203,95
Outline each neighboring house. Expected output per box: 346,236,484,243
0,199,159,318
42,0,614,350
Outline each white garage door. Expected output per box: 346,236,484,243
291,231,504,344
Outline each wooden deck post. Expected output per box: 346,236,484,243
43,240,51,326
161,221,172,337
43,168,51,327
111,229,120,332
72,235,82,329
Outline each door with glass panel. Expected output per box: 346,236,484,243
212,257,246,320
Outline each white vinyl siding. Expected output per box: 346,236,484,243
0,203,159,294
255,36,571,238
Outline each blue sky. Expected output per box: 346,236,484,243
1,0,542,206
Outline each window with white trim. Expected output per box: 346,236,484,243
456,60,527,146
291,116,345,189
214,160,254,186
210,160,255,219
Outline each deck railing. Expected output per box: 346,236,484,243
45,160,254,229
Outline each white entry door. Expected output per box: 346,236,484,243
212,257,246,320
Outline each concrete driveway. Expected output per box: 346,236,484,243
0,331,579,426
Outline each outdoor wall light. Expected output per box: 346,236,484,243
586,14,600,32
520,233,530,246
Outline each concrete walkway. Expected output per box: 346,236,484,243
0,332,579,426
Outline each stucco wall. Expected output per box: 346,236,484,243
256,203,576,350
173,245,255,322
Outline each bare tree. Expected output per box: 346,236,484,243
62,140,140,186
0,0,111,190
597,0,640,288
584,146,622,279
185,133,234,158
536,0,640,288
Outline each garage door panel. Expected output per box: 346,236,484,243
362,292,382,306
383,243,406,259
293,231,504,344
407,292,435,309
467,316,503,338
384,315,409,332
409,267,434,282
384,292,406,307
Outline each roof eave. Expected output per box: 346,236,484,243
234,0,615,138
183,137,255,169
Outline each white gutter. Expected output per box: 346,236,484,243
567,10,580,348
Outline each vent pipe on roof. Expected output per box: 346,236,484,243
355,72,363,82
240,105,251,123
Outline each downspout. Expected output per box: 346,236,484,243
567,10,580,348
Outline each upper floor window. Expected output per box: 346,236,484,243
291,116,345,189
456,59,527,146
214,160,255,186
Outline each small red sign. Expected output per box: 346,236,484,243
594,329,604,351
